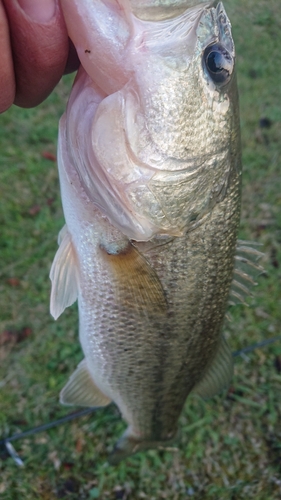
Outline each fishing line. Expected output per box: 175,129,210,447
0,408,98,467
0,408,96,446
232,335,281,357
1,335,280,466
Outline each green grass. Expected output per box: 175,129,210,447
0,1,281,498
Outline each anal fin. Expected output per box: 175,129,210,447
50,225,78,320
192,336,233,399
60,359,111,408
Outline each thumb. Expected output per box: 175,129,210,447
2,0,70,108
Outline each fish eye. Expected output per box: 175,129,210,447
203,43,234,87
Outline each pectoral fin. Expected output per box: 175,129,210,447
100,241,167,314
50,225,78,320
60,359,111,408
192,336,233,399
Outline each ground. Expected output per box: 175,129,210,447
0,0,280,498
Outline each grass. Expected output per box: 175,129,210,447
0,0,281,498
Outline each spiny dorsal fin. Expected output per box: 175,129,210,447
99,241,167,314
60,359,111,408
192,336,233,399
228,240,264,306
50,225,79,320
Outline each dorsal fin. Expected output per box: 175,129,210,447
229,240,264,306
192,336,233,399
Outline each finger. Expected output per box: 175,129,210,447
0,1,15,112
3,0,69,108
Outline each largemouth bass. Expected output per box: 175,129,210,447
50,0,242,463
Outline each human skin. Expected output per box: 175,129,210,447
0,0,79,113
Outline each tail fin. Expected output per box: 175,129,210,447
108,428,177,465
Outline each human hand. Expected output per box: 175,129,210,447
0,0,79,113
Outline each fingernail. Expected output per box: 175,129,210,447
17,0,56,23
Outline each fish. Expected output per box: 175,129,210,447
50,0,243,464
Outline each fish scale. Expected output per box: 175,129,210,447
51,0,242,462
